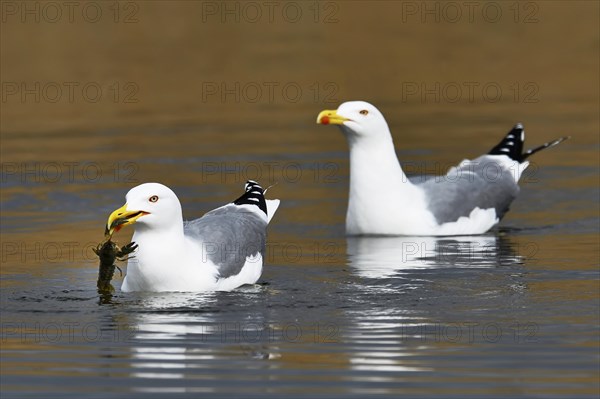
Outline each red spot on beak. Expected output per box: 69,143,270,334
321,115,330,125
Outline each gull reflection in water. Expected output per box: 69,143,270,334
126,292,218,384
342,234,526,380
346,235,522,278
124,289,280,392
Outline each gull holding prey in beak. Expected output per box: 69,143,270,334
106,180,280,292
317,101,569,236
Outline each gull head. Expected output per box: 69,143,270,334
316,101,390,139
106,183,183,237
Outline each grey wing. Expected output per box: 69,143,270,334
416,155,520,224
184,205,267,279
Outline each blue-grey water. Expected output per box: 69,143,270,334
2,132,598,398
1,2,599,398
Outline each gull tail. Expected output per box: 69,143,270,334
266,200,280,224
489,123,570,162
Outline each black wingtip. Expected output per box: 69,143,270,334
233,180,267,215
488,123,525,161
521,136,571,161
489,124,570,162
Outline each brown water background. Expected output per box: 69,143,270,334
1,1,599,398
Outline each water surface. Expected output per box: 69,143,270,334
1,2,599,398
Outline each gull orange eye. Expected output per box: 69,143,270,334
359,110,369,115
149,195,159,203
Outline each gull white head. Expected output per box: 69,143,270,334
106,183,183,236
316,101,391,141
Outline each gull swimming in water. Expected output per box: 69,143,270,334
317,101,568,236
105,180,280,292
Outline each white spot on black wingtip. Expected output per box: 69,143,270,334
244,180,265,194
488,124,526,161
235,180,267,215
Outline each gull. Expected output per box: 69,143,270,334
105,180,280,292
317,101,568,236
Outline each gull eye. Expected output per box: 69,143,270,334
359,110,369,116
149,195,159,203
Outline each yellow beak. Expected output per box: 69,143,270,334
105,204,148,237
316,109,349,125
